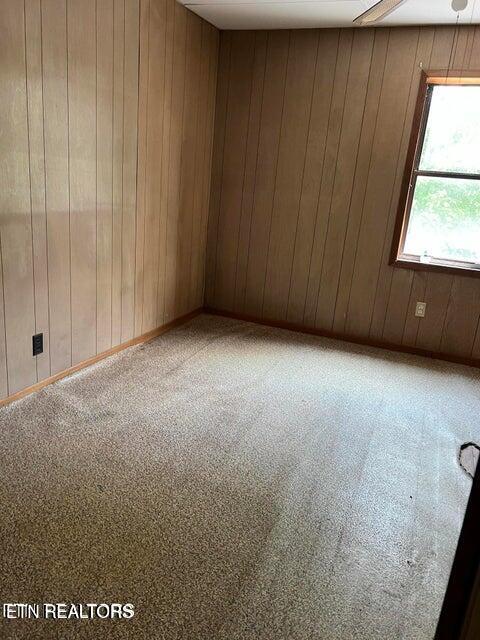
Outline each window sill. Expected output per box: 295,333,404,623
392,256,480,279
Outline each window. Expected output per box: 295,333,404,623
391,72,480,276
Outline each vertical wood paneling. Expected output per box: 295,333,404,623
96,0,114,353
416,272,454,351
134,0,150,335
42,0,72,375
345,28,419,337
205,31,231,307
120,0,140,342
315,28,374,330
137,0,218,327
0,0,36,394
286,29,340,325
111,0,125,347
262,29,319,321
25,0,51,382
133,0,218,327
441,279,480,357
208,25,480,364
189,21,210,309
214,31,256,311
243,30,290,317
141,0,166,333
68,0,97,364
303,29,353,327
331,28,389,334
175,12,202,317
402,271,428,347
164,1,187,322
156,0,175,324
232,31,267,313
196,24,219,309
0,0,218,400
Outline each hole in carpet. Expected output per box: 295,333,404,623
459,442,480,478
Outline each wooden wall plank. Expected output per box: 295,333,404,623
205,31,231,307
0,0,36,394
303,29,353,327
25,0,51,382
111,0,125,347
155,0,218,320
68,0,97,365
213,31,256,312
469,25,480,66
345,28,419,337
156,0,175,324
286,29,339,324
189,21,210,310
142,0,166,333
331,28,389,334
262,29,319,321
121,0,140,342
41,0,72,375
195,24,219,309
163,0,187,322
96,0,114,353
134,0,150,336
315,28,374,331
232,31,268,313
175,12,202,318
243,30,290,317
415,272,454,351
441,279,480,357
183,14,204,316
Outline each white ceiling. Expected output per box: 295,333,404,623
178,0,480,31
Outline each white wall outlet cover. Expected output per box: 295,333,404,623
415,302,427,318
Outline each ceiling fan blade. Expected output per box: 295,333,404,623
354,0,408,25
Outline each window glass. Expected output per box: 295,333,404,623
419,85,480,175
403,176,480,264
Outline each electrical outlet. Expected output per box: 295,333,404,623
415,301,427,318
32,333,43,356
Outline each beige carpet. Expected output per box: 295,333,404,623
0,314,478,639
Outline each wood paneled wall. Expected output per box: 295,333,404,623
206,26,480,362
136,0,217,332
0,0,218,399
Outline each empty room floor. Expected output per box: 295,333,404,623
0,314,478,640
